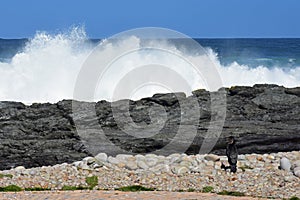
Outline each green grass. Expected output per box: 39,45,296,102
115,185,155,192
176,188,197,192
97,188,109,191
61,185,88,191
25,187,51,191
0,185,22,192
217,190,245,196
289,197,300,200
85,176,98,189
202,186,214,193
0,174,13,179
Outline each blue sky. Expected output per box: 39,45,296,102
1,0,300,38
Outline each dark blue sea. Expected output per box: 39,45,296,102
1,38,300,68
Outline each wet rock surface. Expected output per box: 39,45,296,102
0,84,300,169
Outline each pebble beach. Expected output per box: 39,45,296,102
0,151,299,199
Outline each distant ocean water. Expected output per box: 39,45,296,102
2,38,300,69
0,28,300,103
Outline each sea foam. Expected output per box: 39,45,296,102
0,27,299,104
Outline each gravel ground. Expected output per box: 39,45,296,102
0,191,279,200
0,151,299,199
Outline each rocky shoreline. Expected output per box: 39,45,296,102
1,84,300,170
0,151,299,199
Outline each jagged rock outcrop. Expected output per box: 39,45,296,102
0,84,300,170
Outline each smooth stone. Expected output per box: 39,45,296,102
256,156,264,162
215,161,222,168
117,162,126,168
94,159,105,166
180,153,188,158
167,153,181,158
125,160,138,170
256,162,264,168
150,164,168,173
196,154,205,163
60,163,68,166
157,155,166,160
20,170,29,175
214,164,221,170
181,156,194,163
191,166,202,173
167,154,181,164
293,167,300,173
107,156,120,165
280,157,291,171
204,154,220,162
246,155,257,161
206,161,215,166
293,160,300,168
145,154,157,158
135,154,145,161
267,155,275,160
29,169,37,176
294,170,300,178
15,166,26,171
157,156,166,164
171,165,189,175
137,160,149,169
95,153,108,162
237,161,244,168
78,162,90,170
220,156,227,160
284,176,296,182
116,154,133,161
72,161,82,167
83,157,96,165
92,163,103,169
145,157,158,167
191,159,198,167
179,160,192,167
238,155,246,160
160,164,171,173
170,157,181,164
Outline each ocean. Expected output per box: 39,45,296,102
1,28,300,104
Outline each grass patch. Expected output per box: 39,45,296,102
239,165,254,172
217,190,245,196
116,185,155,192
0,185,23,192
289,197,300,200
188,188,196,192
25,187,51,191
202,186,214,193
97,188,109,191
61,185,88,191
85,176,98,189
0,174,13,179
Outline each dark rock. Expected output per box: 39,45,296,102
0,84,300,170
285,87,300,97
